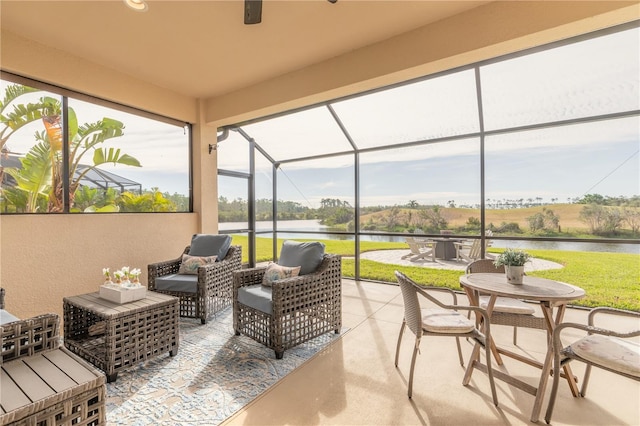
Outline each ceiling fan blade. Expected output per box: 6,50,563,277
244,0,262,25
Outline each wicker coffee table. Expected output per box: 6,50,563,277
63,291,180,382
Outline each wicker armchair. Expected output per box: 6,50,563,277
233,253,342,359
148,244,242,324
545,307,640,424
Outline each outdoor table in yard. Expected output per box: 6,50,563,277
63,291,180,382
459,273,585,423
431,237,463,260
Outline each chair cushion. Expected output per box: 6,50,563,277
479,296,535,315
237,284,272,314
262,263,301,287
571,334,640,378
278,240,325,275
422,308,476,333
0,309,19,325
188,234,231,260
178,253,217,274
155,273,198,293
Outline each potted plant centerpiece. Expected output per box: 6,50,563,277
494,249,531,285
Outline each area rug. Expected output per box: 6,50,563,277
106,306,345,425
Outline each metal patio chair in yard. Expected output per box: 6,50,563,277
394,271,498,405
545,307,640,424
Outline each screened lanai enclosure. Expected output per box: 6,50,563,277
217,21,639,307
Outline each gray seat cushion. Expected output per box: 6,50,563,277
155,274,198,293
0,309,19,325
188,234,231,260
237,284,272,315
278,240,325,275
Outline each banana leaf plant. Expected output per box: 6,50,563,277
0,84,44,152
1,85,141,212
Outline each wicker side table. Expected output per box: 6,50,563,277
63,291,179,382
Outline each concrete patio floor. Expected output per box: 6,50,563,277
225,279,639,426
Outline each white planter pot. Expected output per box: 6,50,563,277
505,265,525,285
99,283,147,304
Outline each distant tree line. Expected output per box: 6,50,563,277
576,194,640,236
217,193,640,237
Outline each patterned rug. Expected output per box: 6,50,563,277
106,306,344,425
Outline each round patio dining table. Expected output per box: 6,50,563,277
459,273,585,423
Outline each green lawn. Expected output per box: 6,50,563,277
231,235,640,311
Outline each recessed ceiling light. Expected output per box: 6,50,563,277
123,0,148,12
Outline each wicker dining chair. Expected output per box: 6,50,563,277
148,235,242,324
465,259,543,344
233,251,342,359
545,307,640,424
394,271,498,405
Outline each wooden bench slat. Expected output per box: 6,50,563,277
0,369,37,412
43,348,99,384
23,354,77,392
2,359,55,403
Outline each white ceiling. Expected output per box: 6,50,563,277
0,0,489,99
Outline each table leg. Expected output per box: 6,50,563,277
462,337,482,386
549,305,580,397
463,288,505,366
530,303,579,422
484,295,504,366
462,291,503,387
462,287,481,385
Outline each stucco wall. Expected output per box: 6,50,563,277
0,213,198,319
0,30,198,124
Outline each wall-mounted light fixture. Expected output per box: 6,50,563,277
210,127,230,154
123,0,148,12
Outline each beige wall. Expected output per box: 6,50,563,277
1,0,638,319
0,214,198,319
0,30,198,123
